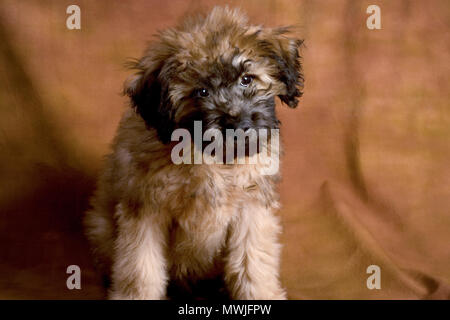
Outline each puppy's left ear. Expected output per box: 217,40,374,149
123,53,176,144
258,27,304,108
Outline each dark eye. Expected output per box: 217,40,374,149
197,88,209,97
240,75,253,87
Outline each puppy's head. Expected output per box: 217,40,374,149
125,6,304,144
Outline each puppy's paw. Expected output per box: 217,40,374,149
269,290,287,300
108,289,166,300
257,288,287,300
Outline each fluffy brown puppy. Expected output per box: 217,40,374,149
84,6,303,300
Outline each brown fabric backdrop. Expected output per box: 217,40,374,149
0,0,449,299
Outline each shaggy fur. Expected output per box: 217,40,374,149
84,6,303,300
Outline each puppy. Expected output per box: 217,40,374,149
84,6,303,300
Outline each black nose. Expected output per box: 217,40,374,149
235,120,252,132
238,124,251,132
222,116,252,132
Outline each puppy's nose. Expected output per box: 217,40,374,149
235,119,252,132
228,106,240,117
229,109,239,117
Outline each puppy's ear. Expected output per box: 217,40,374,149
258,27,304,108
123,54,175,144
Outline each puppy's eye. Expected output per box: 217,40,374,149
240,75,253,87
197,88,209,97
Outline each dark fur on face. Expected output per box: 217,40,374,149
124,7,304,144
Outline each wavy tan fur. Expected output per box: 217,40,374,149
84,6,303,300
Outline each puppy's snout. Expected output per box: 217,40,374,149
223,115,253,132
235,119,252,132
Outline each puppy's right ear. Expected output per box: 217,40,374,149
256,27,304,108
123,57,175,144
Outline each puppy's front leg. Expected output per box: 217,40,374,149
109,205,168,300
225,205,287,300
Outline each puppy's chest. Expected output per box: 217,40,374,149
162,166,259,245
149,165,270,277
154,165,260,216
